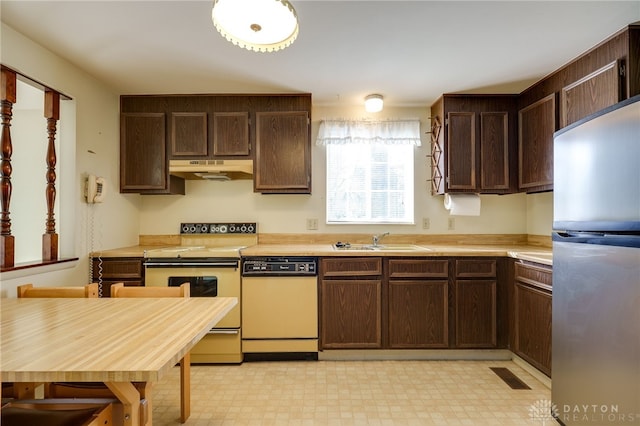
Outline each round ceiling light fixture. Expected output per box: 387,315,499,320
211,0,299,53
364,94,384,113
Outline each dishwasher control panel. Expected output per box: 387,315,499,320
242,257,317,276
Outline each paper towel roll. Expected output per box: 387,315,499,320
444,193,481,216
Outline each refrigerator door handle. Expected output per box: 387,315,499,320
554,231,605,238
553,231,640,248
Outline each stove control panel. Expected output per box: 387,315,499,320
180,222,257,234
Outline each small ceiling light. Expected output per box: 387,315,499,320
211,0,299,53
364,94,384,113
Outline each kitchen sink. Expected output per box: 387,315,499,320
375,244,429,251
332,243,429,251
333,244,376,251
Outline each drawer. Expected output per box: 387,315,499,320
515,261,552,290
92,258,143,279
455,259,497,278
321,257,382,277
191,330,242,363
388,259,449,278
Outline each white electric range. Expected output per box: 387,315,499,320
143,222,257,364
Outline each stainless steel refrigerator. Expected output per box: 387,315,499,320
552,95,640,425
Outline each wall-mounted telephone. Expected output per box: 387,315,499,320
85,175,106,203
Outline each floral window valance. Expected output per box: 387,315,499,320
316,119,421,146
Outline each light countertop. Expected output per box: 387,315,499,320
241,244,552,265
92,243,552,265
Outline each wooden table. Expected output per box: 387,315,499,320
1,297,237,425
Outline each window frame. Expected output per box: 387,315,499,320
325,142,416,225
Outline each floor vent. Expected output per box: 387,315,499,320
490,367,531,390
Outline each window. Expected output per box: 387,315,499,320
317,120,421,224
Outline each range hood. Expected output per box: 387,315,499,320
169,159,253,181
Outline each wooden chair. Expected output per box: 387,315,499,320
46,383,149,426
1,382,41,400
18,282,147,425
9,283,99,400
110,282,190,298
17,283,99,298
110,282,191,423
1,398,114,426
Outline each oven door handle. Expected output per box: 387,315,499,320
145,261,239,268
207,329,239,335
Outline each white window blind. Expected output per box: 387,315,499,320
317,120,420,224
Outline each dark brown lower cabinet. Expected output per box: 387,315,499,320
320,279,382,348
319,256,504,351
454,258,498,348
388,280,448,348
320,257,383,349
455,279,497,348
387,258,449,348
91,257,144,298
512,261,552,376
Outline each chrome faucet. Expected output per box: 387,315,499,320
372,232,389,247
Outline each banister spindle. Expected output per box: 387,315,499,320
0,66,16,269
42,89,60,261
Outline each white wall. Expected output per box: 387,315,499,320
140,105,538,236
526,192,553,236
0,23,141,297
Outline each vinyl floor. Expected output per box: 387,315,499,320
151,360,552,426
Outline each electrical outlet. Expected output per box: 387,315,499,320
422,217,430,230
306,218,318,230
448,217,455,230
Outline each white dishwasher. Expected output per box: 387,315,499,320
241,257,318,360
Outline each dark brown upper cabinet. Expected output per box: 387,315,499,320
120,93,311,194
560,60,623,128
427,23,639,196
430,94,518,195
213,112,250,156
518,94,556,192
212,95,254,159
170,112,208,157
254,110,311,194
120,112,185,195
516,22,639,193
